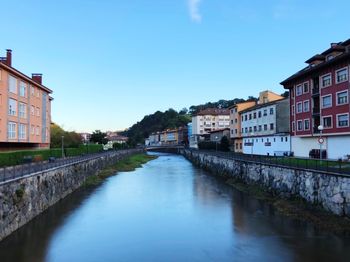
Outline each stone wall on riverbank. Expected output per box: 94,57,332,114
181,149,350,217
0,149,142,242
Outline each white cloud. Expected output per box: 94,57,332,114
188,0,202,23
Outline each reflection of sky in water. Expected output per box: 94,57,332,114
0,153,349,262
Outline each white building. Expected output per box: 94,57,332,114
241,98,291,156
190,108,230,148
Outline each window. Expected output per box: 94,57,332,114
249,127,252,132
281,137,283,142
337,114,349,128
8,98,17,116
36,126,40,136
36,107,40,117
303,82,309,93
231,120,233,124
270,123,274,130
337,91,348,105
245,127,248,133
241,128,244,134
19,81,27,97
245,115,247,121
264,124,267,131
322,95,332,108
285,137,288,142
19,124,26,139
241,116,244,121
254,126,257,132
31,106,35,115
8,122,16,139
258,125,262,131
321,74,331,87
31,86,35,96
249,114,252,120
336,68,348,83
263,109,267,116
291,105,295,115
235,118,237,123
296,102,302,113
19,103,26,118
231,109,234,114
253,112,256,119
304,119,310,130
297,120,303,131
296,85,302,96
31,125,35,135
303,100,310,112
258,111,261,118
8,75,17,94
292,121,295,132
270,108,274,115
322,116,332,128
235,129,237,134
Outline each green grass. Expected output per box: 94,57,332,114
83,154,157,186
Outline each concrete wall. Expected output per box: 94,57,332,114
0,149,142,241
327,136,350,159
291,136,326,158
182,149,350,217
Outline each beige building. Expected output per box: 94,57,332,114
0,49,53,150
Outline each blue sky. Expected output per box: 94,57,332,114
1,0,350,132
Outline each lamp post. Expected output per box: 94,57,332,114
318,125,324,161
61,135,65,158
215,136,219,152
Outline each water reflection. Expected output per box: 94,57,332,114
0,153,349,262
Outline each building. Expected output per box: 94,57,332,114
80,132,91,143
190,108,230,148
229,101,256,152
177,126,188,146
160,129,178,145
148,132,161,146
241,94,290,156
281,39,350,159
209,128,230,142
0,49,53,150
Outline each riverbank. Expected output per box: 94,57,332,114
84,154,158,186
181,149,350,234
226,177,350,234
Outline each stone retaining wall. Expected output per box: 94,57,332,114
0,149,142,241
182,149,350,217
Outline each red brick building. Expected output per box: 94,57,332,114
281,39,350,159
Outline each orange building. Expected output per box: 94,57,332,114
0,49,53,150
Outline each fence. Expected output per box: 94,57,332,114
189,149,350,177
0,149,137,184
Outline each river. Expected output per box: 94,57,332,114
0,153,350,261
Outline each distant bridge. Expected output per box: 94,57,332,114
146,145,184,154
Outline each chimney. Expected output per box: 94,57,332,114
331,43,338,48
32,73,43,85
6,49,12,66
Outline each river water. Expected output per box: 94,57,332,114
0,153,350,262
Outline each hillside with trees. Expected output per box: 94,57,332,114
126,109,191,146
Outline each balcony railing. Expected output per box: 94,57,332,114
312,108,320,115
312,88,320,96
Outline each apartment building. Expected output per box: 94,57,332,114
281,39,350,159
241,95,290,156
0,49,52,150
190,108,230,148
229,101,256,152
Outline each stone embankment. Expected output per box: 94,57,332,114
181,149,350,217
0,149,142,241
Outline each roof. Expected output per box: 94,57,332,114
194,108,230,116
228,100,256,109
0,61,53,93
281,38,350,86
240,98,287,114
208,128,230,134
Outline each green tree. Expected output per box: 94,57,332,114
220,136,230,152
90,130,108,144
50,123,82,148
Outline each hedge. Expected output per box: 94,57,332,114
0,144,103,167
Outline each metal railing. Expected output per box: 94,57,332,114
0,149,139,184
187,149,350,177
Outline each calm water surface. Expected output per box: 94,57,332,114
0,153,350,262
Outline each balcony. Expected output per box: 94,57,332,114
312,88,320,96
312,107,320,116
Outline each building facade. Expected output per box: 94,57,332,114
241,97,290,156
281,39,350,159
209,128,230,142
0,49,53,150
229,101,256,152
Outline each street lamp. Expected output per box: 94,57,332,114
215,136,219,152
318,125,324,161
61,135,65,158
